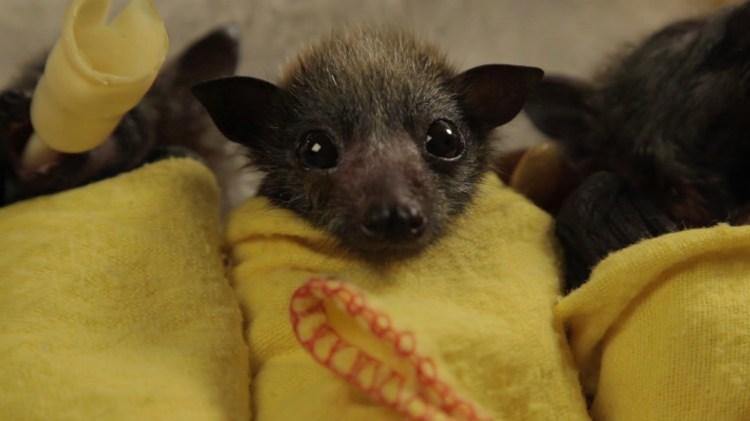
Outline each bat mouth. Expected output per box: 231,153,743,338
3,120,39,177
1,91,66,180
339,222,438,262
351,240,434,261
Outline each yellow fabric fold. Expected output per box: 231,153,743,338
558,224,750,420
0,159,249,420
227,173,589,420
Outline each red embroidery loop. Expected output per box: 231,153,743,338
290,277,492,421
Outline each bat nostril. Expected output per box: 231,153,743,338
361,203,391,239
397,204,426,236
361,202,427,241
1,90,25,105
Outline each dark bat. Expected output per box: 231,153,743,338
193,25,542,259
524,0,750,227
0,24,242,205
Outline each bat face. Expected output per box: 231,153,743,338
194,26,542,259
525,1,750,226
0,25,241,205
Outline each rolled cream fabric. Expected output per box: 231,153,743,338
0,159,249,420
558,224,750,420
227,173,590,420
30,0,168,153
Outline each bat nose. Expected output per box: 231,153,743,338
361,201,426,241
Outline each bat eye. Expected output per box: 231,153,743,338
425,120,464,160
298,130,339,170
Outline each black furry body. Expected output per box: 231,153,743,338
195,26,542,258
526,1,750,226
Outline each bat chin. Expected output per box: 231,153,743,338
343,231,436,262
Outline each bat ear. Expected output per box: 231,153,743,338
705,1,750,68
455,64,543,131
523,75,599,144
174,23,241,85
192,76,283,145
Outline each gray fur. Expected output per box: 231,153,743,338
194,25,542,259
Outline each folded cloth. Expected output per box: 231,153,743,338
227,173,589,420
0,159,249,420
558,224,750,420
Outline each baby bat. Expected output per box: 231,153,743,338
0,24,241,205
193,26,542,259
524,0,750,227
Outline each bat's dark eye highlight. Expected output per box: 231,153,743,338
298,131,339,170
425,120,464,160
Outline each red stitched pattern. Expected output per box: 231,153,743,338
290,277,493,421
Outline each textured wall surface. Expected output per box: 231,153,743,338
1,0,711,81
0,0,713,200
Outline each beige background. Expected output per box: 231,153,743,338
1,0,712,81
0,0,713,202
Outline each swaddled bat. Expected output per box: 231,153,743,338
0,24,241,205
193,26,543,259
525,0,750,227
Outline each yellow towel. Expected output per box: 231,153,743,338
558,224,750,420
0,159,249,420
227,173,589,420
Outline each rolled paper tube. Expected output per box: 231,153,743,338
27,0,168,157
